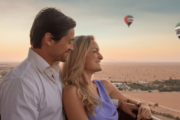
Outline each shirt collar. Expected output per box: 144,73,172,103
28,48,50,73
27,48,60,73
52,61,60,73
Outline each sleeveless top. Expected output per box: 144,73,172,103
88,80,118,120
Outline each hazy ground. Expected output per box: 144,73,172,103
94,62,180,82
123,92,180,118
153,114,175,120
2,62,180,82
0,62,19,82
0,62,19,67
1,61,180,119
123,92,180,111
94,62,180,119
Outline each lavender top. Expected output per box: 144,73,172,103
88,80,118,120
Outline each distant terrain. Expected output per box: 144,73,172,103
123,92,180,119
94,62,180,119
95,62,180,82
1,62,180,119
0,62,18,82
112,79,180,92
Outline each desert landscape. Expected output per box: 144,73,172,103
94,62,180,82
94,62,180,119
1,61,180,119
124,92,180,118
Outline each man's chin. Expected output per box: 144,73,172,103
94,68,102,72
61,57,67,62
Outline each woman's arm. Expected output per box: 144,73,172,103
62,85,89,120
101,80,152,120
101,80,138,117
123,98,151,120
101,80,129,102
101,80,146,105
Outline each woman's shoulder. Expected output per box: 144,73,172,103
95,79,112,94
62,85,88,120
96,79,111,87
63,85,77,93
63,85,79,98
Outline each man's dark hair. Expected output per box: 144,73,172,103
30,7,76,48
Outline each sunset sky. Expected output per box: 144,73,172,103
0,0,180,62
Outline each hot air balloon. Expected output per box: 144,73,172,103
175,22,180,39
124,15,133,27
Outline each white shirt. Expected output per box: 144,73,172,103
0,48,65,120
111,99,119,108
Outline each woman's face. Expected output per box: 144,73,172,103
84,40,103,73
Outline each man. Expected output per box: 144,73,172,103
0,7,76,120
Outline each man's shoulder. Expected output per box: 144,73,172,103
14,58,35,76
2,58,38,83
0,59,41,95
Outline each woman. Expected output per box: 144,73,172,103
61,35,152,120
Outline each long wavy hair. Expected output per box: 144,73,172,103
61,35,101,116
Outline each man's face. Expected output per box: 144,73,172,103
51,28,75,62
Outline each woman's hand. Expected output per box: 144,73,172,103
137,102,152,120
120,101,139,118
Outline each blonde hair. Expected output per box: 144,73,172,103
61,35,101,116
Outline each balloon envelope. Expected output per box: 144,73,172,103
175,22,180,39
124,15,133,27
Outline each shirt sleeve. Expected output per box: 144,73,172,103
111,99,119,108
0,77,39,120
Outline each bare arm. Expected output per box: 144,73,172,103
62,85,89,120
101,80,129,102
101,80,152,119
101,80,145,105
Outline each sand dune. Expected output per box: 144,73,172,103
95,62,180,82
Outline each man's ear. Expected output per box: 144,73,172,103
44,32,55,46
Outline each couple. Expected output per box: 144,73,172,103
0,8,152,120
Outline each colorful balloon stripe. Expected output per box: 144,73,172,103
175,22,180,39
124,15,133,27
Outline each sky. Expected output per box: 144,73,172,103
0,0,180,62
